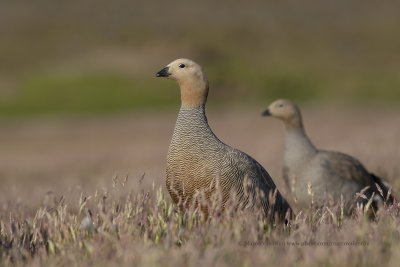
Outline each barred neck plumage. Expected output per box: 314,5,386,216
172,104,222,145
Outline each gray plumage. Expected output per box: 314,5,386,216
167,106,291,219
264,99,394,211
156,58,292,221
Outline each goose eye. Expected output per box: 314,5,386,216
278,104,284,108
178,64,186,69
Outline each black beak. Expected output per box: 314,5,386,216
156,67,170,77
262,108,271,116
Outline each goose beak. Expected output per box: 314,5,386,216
262,108,271,116
156,67,171,77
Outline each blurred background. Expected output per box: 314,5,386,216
1,0,400,116
0,0,399,209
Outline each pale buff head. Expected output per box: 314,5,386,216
156,58,209,108
262,99,303,129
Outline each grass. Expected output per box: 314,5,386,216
1,176,399,266
0,71,179,117
2,65,400,118
1,0,400,118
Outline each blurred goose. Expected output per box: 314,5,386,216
156,59,292,221
262,99,394,211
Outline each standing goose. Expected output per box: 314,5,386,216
156,59,292,221
262,99,395,211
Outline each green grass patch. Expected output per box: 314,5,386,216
0,71,180,117
1,63,399,119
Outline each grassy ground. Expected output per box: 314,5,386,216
1,176,399,267
1,107,399,266
1,0,400,118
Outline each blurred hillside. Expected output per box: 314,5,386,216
1,0,400,117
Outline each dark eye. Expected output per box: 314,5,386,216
178,64,186,69
278,104,284,108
